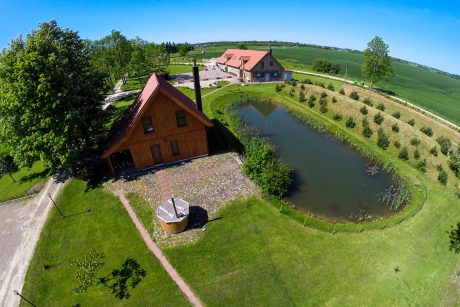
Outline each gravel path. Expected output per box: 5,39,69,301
105,153,259,247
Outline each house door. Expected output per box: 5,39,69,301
151,144,163,164
265,72,270,82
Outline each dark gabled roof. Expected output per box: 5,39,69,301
102,74,213,158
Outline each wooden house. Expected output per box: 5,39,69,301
102,73,213,174
217,48,292,82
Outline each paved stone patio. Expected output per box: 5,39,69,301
104,152,259,246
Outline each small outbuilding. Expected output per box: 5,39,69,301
102,73,214,174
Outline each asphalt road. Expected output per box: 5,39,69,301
0,178,64,307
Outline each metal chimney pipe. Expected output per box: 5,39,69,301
192,59,203,112
171,198,179,218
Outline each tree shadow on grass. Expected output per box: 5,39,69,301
99,258,147,300
19,168,50,183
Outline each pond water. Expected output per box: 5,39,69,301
238,103,394,221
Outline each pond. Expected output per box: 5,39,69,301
238,102,394,222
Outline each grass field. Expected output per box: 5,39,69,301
0,162,48,202
21,180,189,306
188,44,460,126
159,83,460,305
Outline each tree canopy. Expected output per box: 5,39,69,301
0,20,106,174
361,36,395,90
0,153,19,182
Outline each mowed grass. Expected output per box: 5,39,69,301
165,186,460,306
190,44,460,126
176,86,219,100
21,180,188,306
0,161,48,202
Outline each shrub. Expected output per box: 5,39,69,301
374,112,384,125
376,103,385,111
299,91,306,102
416,159,427,173
448,147,460,177
363,97,373,106
327,83,335,91
436,164,444,172
320,91,327,98
319,98,328,106
360,106,368,115
430,146,438,156
438,170,448,185
275,84,283,92
414,149,420,159
377,128,390,150
333,113,343,121
407,119,415,126
290,80,298,86
339,88,345,95
391,123,399,133
394,141,401,148
346,117,356,128
332,97,337,103
312,59,341,74
242,137,291,197
392,111,401,119
319,104,328,113
362,118,373,138
420,126,433,137
289,91,294,97
349,91,359,100
436,136,451,155
410,138,421,146
317,82,325,88
307,94,316,107
300,84,306,90
303,78,312,84
398,147,409,160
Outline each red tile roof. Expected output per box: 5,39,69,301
217,49,270,71
102,74,213,158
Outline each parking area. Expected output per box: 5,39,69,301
172,65,238,89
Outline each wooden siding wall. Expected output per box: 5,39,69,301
113,91,209,169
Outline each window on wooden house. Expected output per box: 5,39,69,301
171,140,180,156
261,61,264,69
141,116,154,133
270,61,273,67
175,110,187,127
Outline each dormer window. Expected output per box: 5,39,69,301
142,116,154,133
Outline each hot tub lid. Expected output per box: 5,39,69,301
157,198,190,223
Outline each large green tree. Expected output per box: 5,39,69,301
0,21,106,174
361,36,395,91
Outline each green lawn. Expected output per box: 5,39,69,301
189,44,460,126
21,180,189,306
165,187,460,306
159,83,460,305
176,86,218,100
0,161,48,202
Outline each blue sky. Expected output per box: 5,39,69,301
1,0,459,74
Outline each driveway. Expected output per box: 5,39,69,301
0,178,64,307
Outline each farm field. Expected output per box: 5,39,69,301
188,44,460,126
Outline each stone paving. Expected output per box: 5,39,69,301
104,153,259,247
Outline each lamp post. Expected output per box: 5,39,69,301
48,193,65,218
14,290,36,306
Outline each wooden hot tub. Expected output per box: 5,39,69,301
157,198,190,234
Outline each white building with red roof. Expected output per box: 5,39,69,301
217,47,291,82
